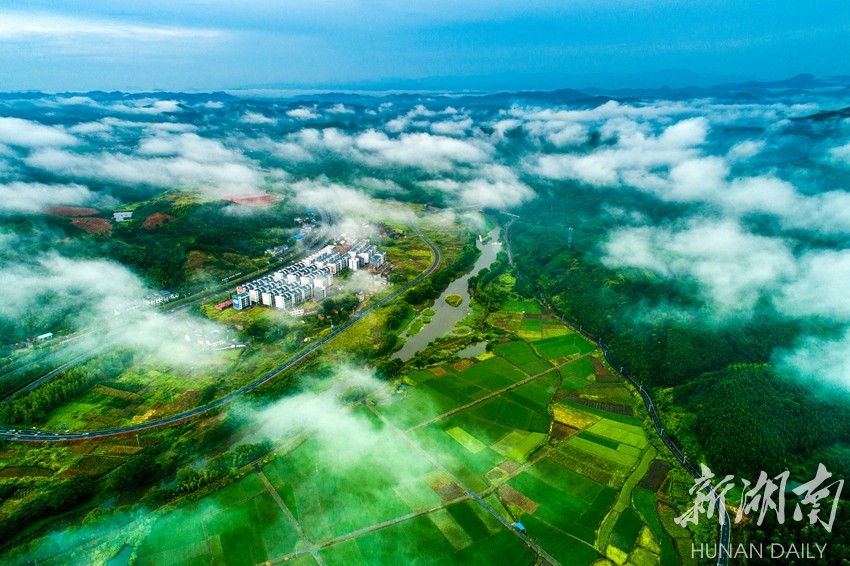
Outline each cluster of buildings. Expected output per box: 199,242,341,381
144,290,180,306
232,240,386,312
184,327,245,351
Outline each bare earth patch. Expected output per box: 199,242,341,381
142,212,177,230
70,217,112,235
499,485,539,514
46,206,99,216
429,366,449,378
430,478,466,501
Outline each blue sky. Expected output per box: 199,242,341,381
1,1,849,91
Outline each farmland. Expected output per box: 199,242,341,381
2,219,697,566
59,303,692,566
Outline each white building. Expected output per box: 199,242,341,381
234,239,382,311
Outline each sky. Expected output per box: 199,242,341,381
1,1,850,92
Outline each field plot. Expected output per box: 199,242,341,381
136,474,302,566
263,427,451,544
319,504,533,565
532,332,596,360
518,317,543,339
558,356,594,390
492,341,552,375
381,356,528,430
501,300,541,314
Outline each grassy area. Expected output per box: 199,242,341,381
491,341,552,375
501,300,541,315
532,332,597,360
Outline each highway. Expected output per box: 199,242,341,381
0,225,440,444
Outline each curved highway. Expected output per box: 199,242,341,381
0,225,440,443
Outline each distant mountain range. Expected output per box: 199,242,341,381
3,74,850,109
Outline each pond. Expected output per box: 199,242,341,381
456,341,488,359
393,227,502,361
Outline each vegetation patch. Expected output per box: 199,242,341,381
586,419,648,450
610,507,644,554
45,206,100,216
446,427,487,453
491,430,547,462
492,340,552,375
502,300,541,314
445,294,463,307
567,436,638,467
638,460,672,492
552,403,600,429
533,332,596,359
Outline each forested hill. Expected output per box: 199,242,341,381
508,216,850,478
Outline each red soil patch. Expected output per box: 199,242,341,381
71,217,112,235
142,212,176,230
46,206,99,216
224,193,274,206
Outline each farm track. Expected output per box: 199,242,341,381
254,464,326,566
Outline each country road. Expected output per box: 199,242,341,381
0,224,440,443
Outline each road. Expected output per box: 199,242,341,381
0,224,440,444
499,219,731,566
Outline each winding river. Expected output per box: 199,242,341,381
393,227,502,360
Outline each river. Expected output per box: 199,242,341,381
393,227,502,361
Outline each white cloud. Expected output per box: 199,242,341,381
777,330,850,390
775,250,850,320
423,165,534,209
0,182,104,213
354,130,490,171
727,139,765,161
430,117,473,136
241,111,277,125
0,117,77,147
0,254,223,366
603,219,797,314
326,103,354,114
287,107,320,120
0,11,222,41
26,133,263,198
534,117,706,187
830,140,850,165
290,179,415,228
